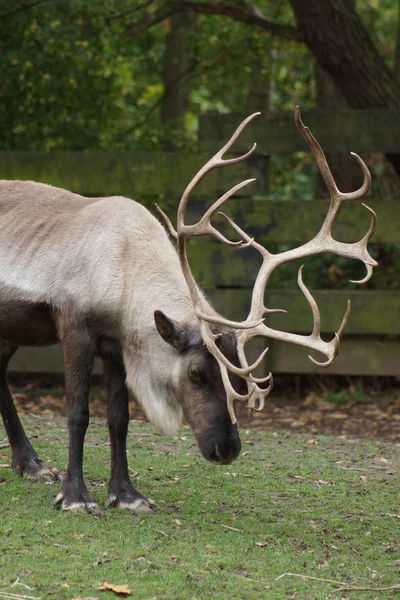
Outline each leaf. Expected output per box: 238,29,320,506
99,582,131,596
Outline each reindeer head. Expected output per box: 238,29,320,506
153,310,243,464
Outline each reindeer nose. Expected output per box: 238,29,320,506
208,430,241,465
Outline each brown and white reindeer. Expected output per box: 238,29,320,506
0,108,376,514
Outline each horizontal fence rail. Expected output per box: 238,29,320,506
0,151,266,198
206,290,400,336
199,109,400,154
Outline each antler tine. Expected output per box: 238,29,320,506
218,112,261,161
219,364,256,424
190,179,256,246
342,153,371,201
362,204,377,242
200,179,255,227
155,204,177,239
308,347,338,367
307,298,351,367
196,309,263,330
247,377,274,412
297,265,321,337
337,299,351,339
218,212,268,255
349,263,374,285
295,106,372,204
295,106,339,198
348,205,377,284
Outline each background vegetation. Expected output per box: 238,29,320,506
2,1,398,149
1,0,399,289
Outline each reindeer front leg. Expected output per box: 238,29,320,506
54,319,98,513
103,353,154,514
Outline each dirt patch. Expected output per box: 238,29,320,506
236,394,400,442
6,373,400,443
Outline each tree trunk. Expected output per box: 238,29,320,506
396,0,400,82
288,0,400,177
160,12,193,149
289,0,400,108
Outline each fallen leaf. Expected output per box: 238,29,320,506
306,439,318,445
255,541,269,547
72,597,99,600
99,582,131,596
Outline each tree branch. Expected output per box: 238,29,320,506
0,0,54,19
106,0,156,22
125,4,175,35
125,0,303,43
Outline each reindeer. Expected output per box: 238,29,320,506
0,108,376,514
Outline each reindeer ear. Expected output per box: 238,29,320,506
154,310,186,350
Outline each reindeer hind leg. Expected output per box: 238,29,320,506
0,342,61,482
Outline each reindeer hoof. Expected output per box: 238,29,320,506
14,457,62,483
106,494,155,514
54,491,100,515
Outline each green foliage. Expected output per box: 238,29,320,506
0,1,121,150
0,415,399,599
1,0,398,152
359,0,398,66
0,0,323,151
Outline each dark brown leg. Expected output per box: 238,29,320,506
0,342,60,482
104,352,154,513
54,322,98,513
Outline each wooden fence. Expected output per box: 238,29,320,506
2,109,400,377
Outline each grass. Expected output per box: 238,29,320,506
0,415,399,600
323,390,371,406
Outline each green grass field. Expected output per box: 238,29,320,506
0,415,399,600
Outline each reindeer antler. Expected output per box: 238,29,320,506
157,107,377,424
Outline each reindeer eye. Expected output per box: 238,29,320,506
189,365,204,385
